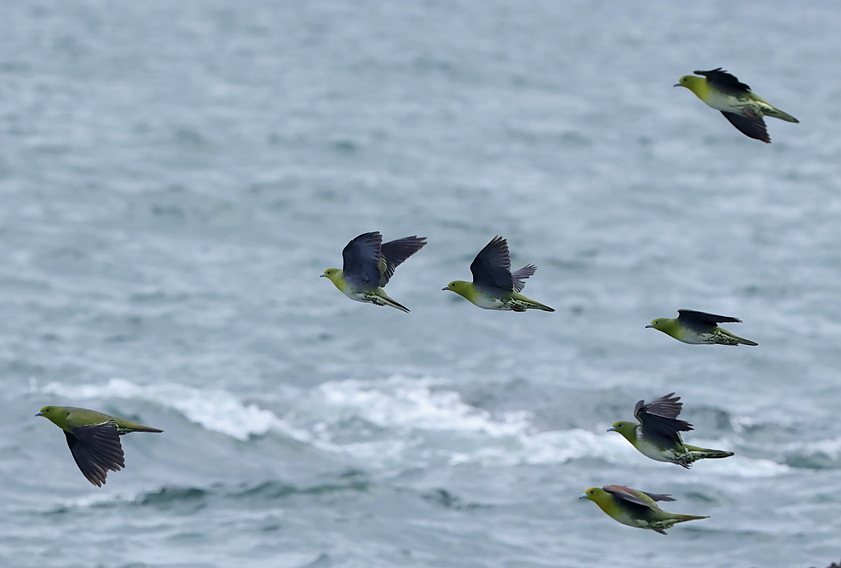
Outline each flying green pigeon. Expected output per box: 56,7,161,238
37,405,163,487
442,236,554,312
608,392,734,468
321,231,427,313
675,68,798,143
580,485,708,535
647,309,758,346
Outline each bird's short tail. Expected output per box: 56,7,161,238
685,445,734,460
765,106,799,123
653,513,709,533
117,422,163,434
508,294,555,312
531,301,555,313
133,425,164,433
519,297,555,312
719,329,758,346
372,291,411,313
671,514,710,524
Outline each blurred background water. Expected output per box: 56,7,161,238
1,1,840,567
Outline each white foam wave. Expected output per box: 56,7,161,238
449,427,627,467
60,490,137,510
782,436,841,460
316,376,530,436
36,376,791,477
39,378,312,442
692,455,789,477
306,377,789,476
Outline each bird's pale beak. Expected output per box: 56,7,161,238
673,83,681,87
579,493,588,500
645,324,653,328
606,426,615,432
319,274,326,278
35,412,43,417
441,287,448,291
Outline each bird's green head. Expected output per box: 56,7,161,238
321,267,342,281
36,406,69,428
608,420,638,441
442,280,471,297
580,487,606,502
674,75,707,96
646,318,669,331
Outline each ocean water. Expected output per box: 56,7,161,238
1,0,841,566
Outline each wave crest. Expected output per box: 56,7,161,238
39,378,309,442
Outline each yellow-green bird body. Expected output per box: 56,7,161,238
675,68,798,143
37,405,162,487
647,309,757,346
581,485,708,535
321,267,409,312
444,280,553,312
443,236,554,312
609,392,733,468
322,231,427,313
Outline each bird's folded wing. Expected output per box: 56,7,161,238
65,422,125,487
678,309,743,331
470,236,514,292
604,486,658,510
639,490,676,503
721,111,770,143
694,68,752,93
342,232,383,287
379,236,427,287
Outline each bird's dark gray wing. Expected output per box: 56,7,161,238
720,111,770,143
694,68,752,94
341,232,383,287
634,392,684,421
678,309,743,332
604,485,661,510
510,264,536,293
470,236,513,292
634,393,693,447
65,422,125,487
379,236,427,287
640,490,676,503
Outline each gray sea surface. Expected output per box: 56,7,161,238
1,1,840,567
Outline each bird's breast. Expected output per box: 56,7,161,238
470,295,509,309
674,328,712,344
703,90,747,113
635,439,676,462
